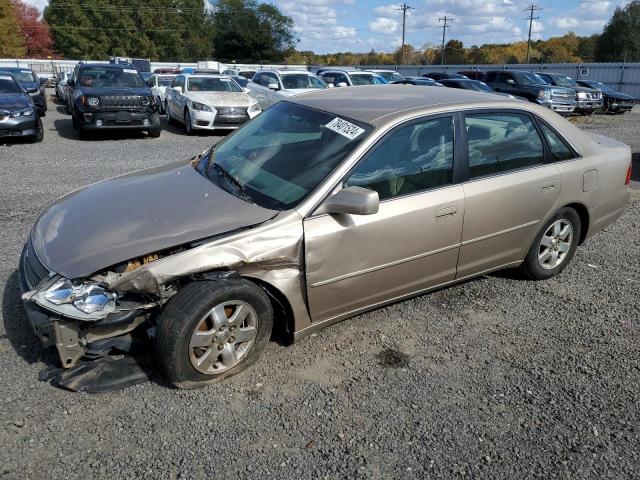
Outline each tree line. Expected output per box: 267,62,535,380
0,0,639,65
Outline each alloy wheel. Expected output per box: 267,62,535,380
538,219,573,270
188,300,258,375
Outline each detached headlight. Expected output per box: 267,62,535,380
44,278,117,314
190,101,211,112
248,102,261,113
10,107,34,117
87,96,100,107
577,92,588,99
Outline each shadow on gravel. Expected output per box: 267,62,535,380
2,270,57,366
377,348,410,368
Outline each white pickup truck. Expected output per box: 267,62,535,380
246,69,327,109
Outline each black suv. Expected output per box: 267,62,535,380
0,67,47,116
68,63,160,138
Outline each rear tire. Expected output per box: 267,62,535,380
155,280,273,389
520,207,581,280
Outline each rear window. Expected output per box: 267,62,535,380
465,113,544,178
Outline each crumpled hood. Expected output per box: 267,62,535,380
0,93,30,111
185,91,255,107
31,162,277,279
607,91,634,100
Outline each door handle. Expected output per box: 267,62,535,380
541,180,557,192
435,206,457,220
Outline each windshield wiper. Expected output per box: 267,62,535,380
211,163,245,191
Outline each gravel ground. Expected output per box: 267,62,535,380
1,93,639,479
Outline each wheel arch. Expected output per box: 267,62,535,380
561,202,590,244
242,276,295,344
182,270,295,344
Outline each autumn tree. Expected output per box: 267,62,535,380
596,0,640,61
0,0,25,57
11,0,53,57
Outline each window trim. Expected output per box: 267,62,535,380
459,108,551,183
533,116,581,162
340,112,461,204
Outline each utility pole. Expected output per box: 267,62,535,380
524,4,541,64
438,16,453,66
397,3,414,65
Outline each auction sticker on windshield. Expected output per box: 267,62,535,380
325,117,365,140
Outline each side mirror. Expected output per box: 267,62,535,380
39,78,46,85
267,83,279,91
172,86,183,93
67,79,75,87
243,87,250,93
336,82,348,88
506,79,516,85
319,186,379,216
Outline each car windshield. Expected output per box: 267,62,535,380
158,76,175,86
194,102,372,210
376,71,403,82
239,71,256,79
592,82,616,94
0,78,21,93
281,74,326,90
551,75,579,88
233,77,248,87
514,72,546,85
187,77,242,92
459,80,492,92
78,68,144,88
0,70,36,83
350,74,382,85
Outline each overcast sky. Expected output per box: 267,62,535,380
26,0,630,54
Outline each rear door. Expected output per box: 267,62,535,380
456,110,560,278
304,114,465,322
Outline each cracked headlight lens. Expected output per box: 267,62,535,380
44,278,117,314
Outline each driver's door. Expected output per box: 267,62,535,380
304,114,465,322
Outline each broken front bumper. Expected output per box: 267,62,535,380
18,242,152,369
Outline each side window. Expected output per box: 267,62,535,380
321,74,335,85
485,72,496,83
465,113,544,178
540,123,576,161
147,75,155,87
335,73,348,85
170,76,179,88
266,73,280,87
345,116,454,200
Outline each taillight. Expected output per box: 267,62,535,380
626,162,632,185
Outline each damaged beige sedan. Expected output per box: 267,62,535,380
19,86,631,391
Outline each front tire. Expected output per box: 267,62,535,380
30,116,44,143
520,207,581,280
184,109,193,135
155,280,273,389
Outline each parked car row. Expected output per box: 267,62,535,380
422,69,633,115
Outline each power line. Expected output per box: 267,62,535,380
524,4,542,64
396,3,414,65
438,16,453,66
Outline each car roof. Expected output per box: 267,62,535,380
0,67,32,72
79,64,136,70
293,84,513,124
